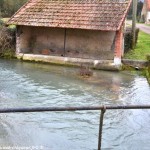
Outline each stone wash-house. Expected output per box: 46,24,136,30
141,0,150,23
7,0,132,68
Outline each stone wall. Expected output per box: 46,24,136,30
17,26,116,60
122,59,148,69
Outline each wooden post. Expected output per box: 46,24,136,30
132,0,138,49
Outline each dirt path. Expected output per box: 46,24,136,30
126,20,150,34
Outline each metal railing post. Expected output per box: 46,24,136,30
98,106,106,150
0,105,149,149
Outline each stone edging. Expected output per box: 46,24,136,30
16,53,122,71
122,59,148,69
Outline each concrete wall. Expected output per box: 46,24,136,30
122,59,148,69
65,29,115,59
18,26,65,55
17,26,116,60
16,26,31,53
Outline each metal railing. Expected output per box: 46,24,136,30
1,105,150,150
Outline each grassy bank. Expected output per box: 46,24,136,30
124,31,150,60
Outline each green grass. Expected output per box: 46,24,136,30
124,31,150,60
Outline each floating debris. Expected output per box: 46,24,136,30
78,65,93,77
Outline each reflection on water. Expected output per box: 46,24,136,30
0,59,150,150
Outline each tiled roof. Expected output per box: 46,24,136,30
7,0,132,31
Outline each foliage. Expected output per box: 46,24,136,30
0,0,27,17
0,19,4,26
147,55,150,61
124,27,139,53
124,31,150,60
0,24,16,58
1,48,15,58
127,0,143,21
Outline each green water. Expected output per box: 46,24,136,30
0,59,150,150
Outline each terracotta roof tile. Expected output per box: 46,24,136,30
7,0,132,31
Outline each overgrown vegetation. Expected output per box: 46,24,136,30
0,18,16,58
0,0,27,17
124,31,150,60
124,27,139,53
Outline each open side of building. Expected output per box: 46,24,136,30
7,0,132,70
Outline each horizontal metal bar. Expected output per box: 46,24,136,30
0,105,150,113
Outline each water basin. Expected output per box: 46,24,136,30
0,59,150,150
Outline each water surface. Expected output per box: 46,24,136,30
0,59,150,150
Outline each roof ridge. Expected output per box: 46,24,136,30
7,0,132,31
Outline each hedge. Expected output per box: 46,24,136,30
124,27,139,53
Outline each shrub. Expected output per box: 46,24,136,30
0,19,4,26
0,25,16,58
124,27,139,53
0,0,27,17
